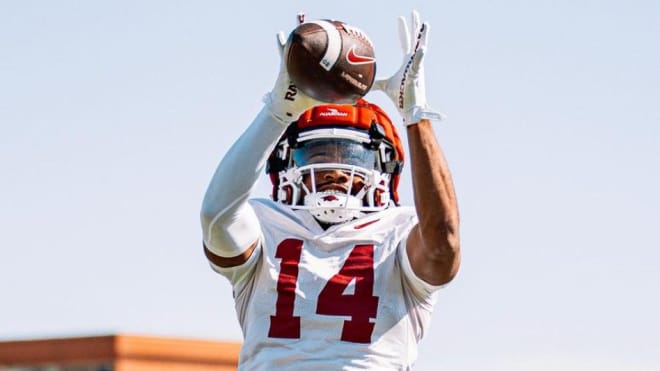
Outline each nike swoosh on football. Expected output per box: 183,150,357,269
346,46,375,65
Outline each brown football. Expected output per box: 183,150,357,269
284,19,376,104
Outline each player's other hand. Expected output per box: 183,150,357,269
264,29,323,126
372,10,444,126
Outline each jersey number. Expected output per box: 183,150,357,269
268,238,379,343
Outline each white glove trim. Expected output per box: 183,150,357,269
407,107,445,125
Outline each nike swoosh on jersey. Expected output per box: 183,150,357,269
346,46,375,65
354,219,380,229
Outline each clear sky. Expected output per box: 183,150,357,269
1,1,659,370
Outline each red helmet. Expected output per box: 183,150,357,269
266,99,404,223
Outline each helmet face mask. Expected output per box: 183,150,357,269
267,100,404,225
277,161,393,223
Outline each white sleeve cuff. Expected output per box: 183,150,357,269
398,239,447,298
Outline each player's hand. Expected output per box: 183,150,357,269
372,10,444,126
264,30,323,126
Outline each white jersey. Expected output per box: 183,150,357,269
212,198,442,370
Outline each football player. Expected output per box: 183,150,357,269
201,11,460,370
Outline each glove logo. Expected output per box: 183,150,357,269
346,46,375,65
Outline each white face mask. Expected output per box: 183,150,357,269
272,128,397,224
300,163,366,224
278,162,391,225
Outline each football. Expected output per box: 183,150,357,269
284,19,376,104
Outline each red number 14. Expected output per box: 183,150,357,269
268,238,379,343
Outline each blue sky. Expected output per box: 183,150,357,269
1,1,659,370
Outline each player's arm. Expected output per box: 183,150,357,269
406,120,460,285
200,31,322,268
200,108,281,268
373,11,460,286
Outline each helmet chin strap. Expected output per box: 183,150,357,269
300,166,368,224
303,191,365,224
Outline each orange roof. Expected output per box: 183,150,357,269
0,334,241,371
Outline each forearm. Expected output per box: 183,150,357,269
200,107,287,256
406,119,461,284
